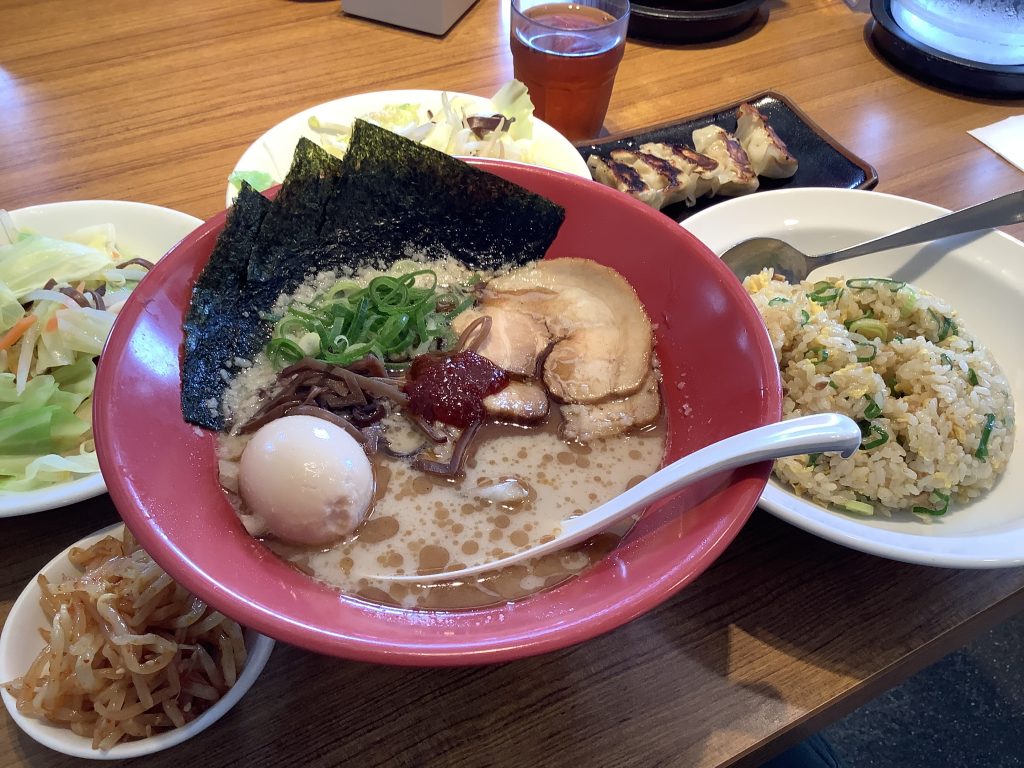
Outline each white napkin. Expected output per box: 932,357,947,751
969,116,1024,173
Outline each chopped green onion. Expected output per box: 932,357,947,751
967,368,979,386
975,413,995,460
913,490,950,516
768,296,790,306
321,279,363,302
799,309,810,326
267,269,472,369
807,452,822,467
808,280,842,304
929,309,957,342
848,317,889,341
806,346,829,364
266,337,305,366
898,286,918,318
855,341,877,362
863,396,882,419
940,353,953,368
851,309,876,329
846,277,906,290
451,295,476,317
828,379,839,390
861,423,889,450
839,500,874,516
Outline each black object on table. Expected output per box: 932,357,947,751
870,0,1024,98
627,0,766,44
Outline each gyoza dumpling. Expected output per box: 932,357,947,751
608,149,693,208
735,103,798,179
638,142,721,205
586,154,667,209
692,125,759,196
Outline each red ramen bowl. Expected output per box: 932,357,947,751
94,159,781,665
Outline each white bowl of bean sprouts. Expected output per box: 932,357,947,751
0,524,275,759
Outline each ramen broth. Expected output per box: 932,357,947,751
216,257,665,610
219,405,664,610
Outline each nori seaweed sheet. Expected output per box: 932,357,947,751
245,137,344,294
181,182,271,430
182,142,347,429
181,125,565,430
316,120,565,272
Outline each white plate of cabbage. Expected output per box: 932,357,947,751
225,81,591,205
0,201,201,516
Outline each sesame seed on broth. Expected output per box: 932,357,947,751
251,408,665,610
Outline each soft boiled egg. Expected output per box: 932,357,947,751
238,415,374,546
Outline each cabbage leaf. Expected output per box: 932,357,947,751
490,79,535,141
0,235,111,299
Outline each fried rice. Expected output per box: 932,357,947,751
744,270,1015,518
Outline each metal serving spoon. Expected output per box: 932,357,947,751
720,189,1024,282
367,413,862,584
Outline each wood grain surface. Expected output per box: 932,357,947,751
2,1,1024,766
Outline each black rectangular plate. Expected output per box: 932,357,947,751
575,91,879,222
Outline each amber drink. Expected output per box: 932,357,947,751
510,1,630,141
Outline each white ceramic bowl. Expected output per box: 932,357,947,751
226,88,591,205
0,201,201,518
684,187,1024,568
0,524,275,759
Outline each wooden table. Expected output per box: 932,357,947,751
2,1,1023,766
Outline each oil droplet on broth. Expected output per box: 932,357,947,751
418,544,450,572
354,515,399,543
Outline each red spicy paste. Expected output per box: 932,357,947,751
404,351,509,427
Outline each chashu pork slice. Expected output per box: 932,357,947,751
561,370,661,442
481,258,653,405
692,125,759,196
483,380,549,424
452,305,551,377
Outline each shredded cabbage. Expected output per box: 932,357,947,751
0,216,147,492
0,450,100,491
56,307,116,356
0,235,112,299
489,79,534,141
0,282,22,330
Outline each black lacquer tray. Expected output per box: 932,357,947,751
576,91,879,222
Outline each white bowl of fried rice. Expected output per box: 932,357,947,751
0,524,275,759
684,188,1024,568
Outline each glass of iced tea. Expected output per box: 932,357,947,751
510,0,630,141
